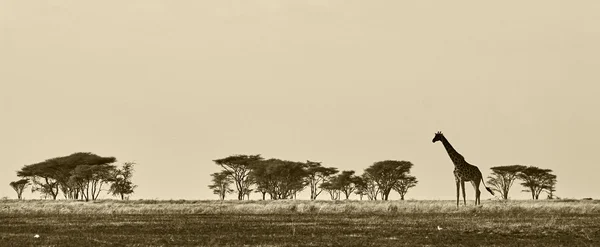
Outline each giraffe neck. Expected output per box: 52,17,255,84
440,136,465,166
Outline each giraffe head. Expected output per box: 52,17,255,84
432,131,444,143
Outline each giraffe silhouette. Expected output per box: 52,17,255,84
432,131,494,207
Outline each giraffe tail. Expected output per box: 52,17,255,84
481,178,495,196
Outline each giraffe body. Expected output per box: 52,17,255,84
432,131,494,207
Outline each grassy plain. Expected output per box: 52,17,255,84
1,199,599,246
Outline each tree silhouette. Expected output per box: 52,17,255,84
392,175,418,200
305,160,338,200
359,173,380,200
17,152,117,200
249,159,307,200
353,176,368,200
213,154,262,200
364,160,415,200
330,170,359,200
9,179,30,200
487,165,527,200
517,166,557,200
208,171,234,200
320,181,340,200
108,162,137,200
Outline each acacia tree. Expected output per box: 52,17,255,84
486,165,527,200
9,179,30,200
330,170,359,200
364,160,414,200
353,176,368,200
208,171,234,200
305,160,338,200
249,159,307,200
545,179,557,199
17,152,117,200
360,173,380,200
517,166,557,200
214,154,263,200
392,175,418,200
70,164,115,201
108,162,137,200
320,181,340,200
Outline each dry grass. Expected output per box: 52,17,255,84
1,198,599,215
2,199,599,246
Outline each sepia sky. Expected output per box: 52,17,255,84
1,1,599,200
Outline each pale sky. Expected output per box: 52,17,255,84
1,1,599,200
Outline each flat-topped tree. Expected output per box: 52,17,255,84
517,166,557,200
17,152,116,200
213,154,263,200
9,179,30,200
249,159,308,200
393,175,418,200
364,160,415,201
487,165,527,200
305,160,338,200
330,170,360,200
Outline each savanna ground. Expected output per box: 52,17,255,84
1,199,599,246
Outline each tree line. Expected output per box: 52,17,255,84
209,154,418,201
211,154,558,201
7,152,557,201
487,165,557,200
8,152,137,201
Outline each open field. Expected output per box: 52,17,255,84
1,199,599,246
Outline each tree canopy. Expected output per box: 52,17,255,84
249,159,308,200
517,166,557,200
305,160,338,200
487,165,527,200
9,178,30,200
208,171,234,200
364,160,415,200
213,154,263,200
108,162,138,200
15,152,136,201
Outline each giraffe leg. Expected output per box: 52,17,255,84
471,181,481,205
456,180,460,208
461,181,466,206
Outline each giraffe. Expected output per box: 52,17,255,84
432,131,494,207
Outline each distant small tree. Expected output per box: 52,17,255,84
360,173,380,200
517,166,557,200
305,160,338,200
330,170,359,200
9,179,30,200
545,182,557,199
542,173,558,199
208,171,234,200
353,176,368,200
487,165,527,200
214,154,263,200
392,175,418,200
249,159,307,200
364,160,414,200
320,181,341,200
70,164,115,201
108,162,137,200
